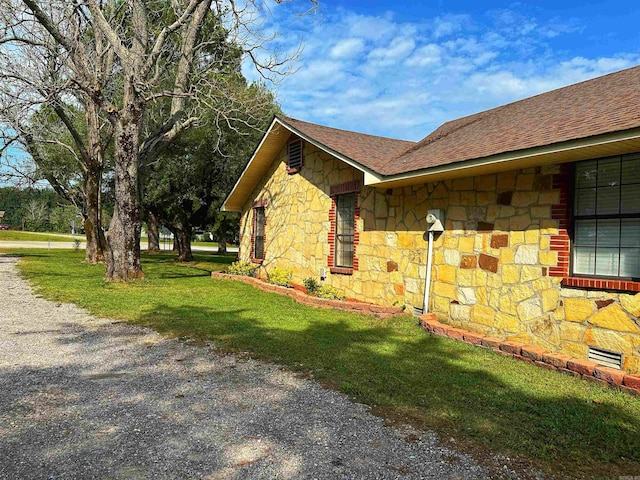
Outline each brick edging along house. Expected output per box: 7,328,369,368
223,65,640,374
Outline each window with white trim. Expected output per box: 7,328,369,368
573,154,640,279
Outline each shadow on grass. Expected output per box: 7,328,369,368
132,302,640,479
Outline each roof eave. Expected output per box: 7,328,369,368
221,116,385,212
366,127,640,189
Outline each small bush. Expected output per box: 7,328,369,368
303,277,320,294
316,284,346,300
267,267,292,287
73,239,81,251
227,261,256,277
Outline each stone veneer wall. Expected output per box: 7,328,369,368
240,143,640,372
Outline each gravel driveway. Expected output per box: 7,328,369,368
0,254,497,479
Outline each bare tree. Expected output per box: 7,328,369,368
0,2,113,264
1,0,314,280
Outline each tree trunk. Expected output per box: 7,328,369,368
146,209,161,252
175,222,193,262
105,107,144,281
83,173,107,264
217,228,227,254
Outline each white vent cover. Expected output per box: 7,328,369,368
413,307,424,318
588,346,623,370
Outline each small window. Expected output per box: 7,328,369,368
253,206,265,260
287,138,303,173
335,193,355,268
572,154,640,279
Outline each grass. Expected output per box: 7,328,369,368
0,230,83,242
6,249,640,479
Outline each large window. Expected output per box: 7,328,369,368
335,193,355,268
252,206,265,261
573,154,640,279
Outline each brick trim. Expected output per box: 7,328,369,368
330,180,360,196
561,276,640,292
419,314,639,395
328,182,361,272
252,198,268,208
549,163,570,278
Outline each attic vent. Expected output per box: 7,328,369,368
588,346,623,370
287,138,303,173
413,307,424,318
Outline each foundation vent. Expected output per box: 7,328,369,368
588,346,623,370
413,307,424,318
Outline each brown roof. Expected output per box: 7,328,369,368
278,116,415,172
380,65,640,176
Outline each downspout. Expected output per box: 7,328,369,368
423,230,435,313
423,210,445,314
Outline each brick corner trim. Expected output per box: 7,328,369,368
212,271,407,319
419,313,640,396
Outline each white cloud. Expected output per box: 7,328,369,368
330,38,365,59
249,4,640,140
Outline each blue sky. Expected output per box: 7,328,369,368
244,0,640,141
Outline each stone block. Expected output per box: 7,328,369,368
511,191,538,207
448,206,467,221
516,297,542,321
447,328,466,340
539,251,557,266
588,304,640,333
499,248,515,264
458,237,475,253
500,341,524,355
564,298,594,322
621,293,640,317
451,303,472,320
560,341,588,359
496,191,513,206
559,322,586,342
542,353,571,368
398,233,415,249
521,345,547,362
514,244,538,264
463,332,484,345
495,312,519,331
457,269,474,286
452,177,474,190
478,253,499,273
510,231,524,246
623,374,640,390
386,261,398,272
458,287,478,305
473,269,488,286
460,255,478,268
473,305,495,326
490,234,509,249
434,282,457,299
524,228,540,244
510,213,531,230
583,327,636,356
438,265,457,284
594,366,625,386
531,205,551,219
477,221,495,232
515,173,535,190
497,171,516,190
511,283,534,302
566,358,599,376
539,190,560,205
481,336,503,348
444,248,461,266
476,174,496,191
521,266,542,282
534,287,559,312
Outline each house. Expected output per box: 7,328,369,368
222,65,640,373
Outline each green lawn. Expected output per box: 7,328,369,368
6,249,640,479
0,230,83,242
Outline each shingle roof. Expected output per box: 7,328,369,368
278,116,415,173
380,65,640,176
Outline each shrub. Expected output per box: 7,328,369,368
303,277,320,294
227,261,256,277
267,267,292,287
316,284,346,300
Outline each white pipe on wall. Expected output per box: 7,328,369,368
423,230,435,313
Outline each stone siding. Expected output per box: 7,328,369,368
240,142,640,372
